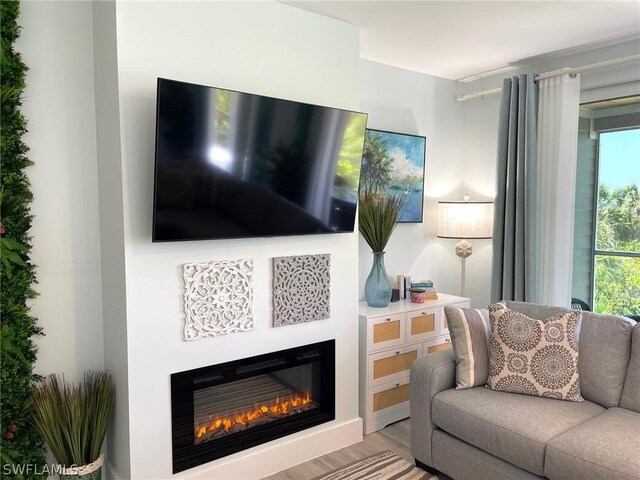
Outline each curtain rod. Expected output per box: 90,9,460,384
456,54,640,102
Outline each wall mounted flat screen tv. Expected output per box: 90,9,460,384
152,78,368,242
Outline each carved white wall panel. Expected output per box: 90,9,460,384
183,259,254,341
273,254,330,327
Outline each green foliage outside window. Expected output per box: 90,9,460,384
596,185,640,251
594,184,640,316
1,1,47,476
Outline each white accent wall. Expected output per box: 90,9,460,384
92,1,131,476
19,1,105,382
112,2,363,479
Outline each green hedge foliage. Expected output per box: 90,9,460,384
1,1,47,477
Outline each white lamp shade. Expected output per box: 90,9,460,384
437,202,494,239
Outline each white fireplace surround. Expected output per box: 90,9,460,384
93,2,363,478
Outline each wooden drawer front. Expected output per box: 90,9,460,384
427,341,453,354
407,307,440,342
370,345,419,386
424,335,452,355
374,321,401,343
371,379,410,413
368,314,405,352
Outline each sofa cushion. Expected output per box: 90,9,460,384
432,429,544,480
620,323,640,413
506,300,634,407
545,407,640,480
487,304,583,401
444,306,491,389
432,386,604,476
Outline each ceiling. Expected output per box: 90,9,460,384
282,1,640,80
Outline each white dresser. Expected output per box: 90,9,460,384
358,293,470,434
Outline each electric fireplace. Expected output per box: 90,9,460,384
171,340,335,473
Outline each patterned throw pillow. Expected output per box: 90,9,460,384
445,306,491,389
486,303,583,401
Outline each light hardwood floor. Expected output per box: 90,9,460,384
263,419,414,480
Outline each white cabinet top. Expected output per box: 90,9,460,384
358,293,470,318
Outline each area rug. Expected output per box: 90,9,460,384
311,450,436,480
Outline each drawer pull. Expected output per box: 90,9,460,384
395,383,400,387
445,338,451,343
395,351,400,355
386,318,391,322
421,312,426,316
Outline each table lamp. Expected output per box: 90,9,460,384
437,196,493,296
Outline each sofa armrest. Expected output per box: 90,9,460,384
410,349,456,467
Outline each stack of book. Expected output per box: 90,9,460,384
411,280,438,300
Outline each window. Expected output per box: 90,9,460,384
593,129,639,315
573,97,640,316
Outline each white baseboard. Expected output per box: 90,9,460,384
184,417,364,480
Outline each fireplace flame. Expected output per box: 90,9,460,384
196,392,312,440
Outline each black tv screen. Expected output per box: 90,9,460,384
152,78,368,242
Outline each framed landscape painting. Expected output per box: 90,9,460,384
360,129,426,223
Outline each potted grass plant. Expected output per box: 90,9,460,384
31,371,115,480
359,190,406,307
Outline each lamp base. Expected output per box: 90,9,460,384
455,240,473,297
455,239,473,259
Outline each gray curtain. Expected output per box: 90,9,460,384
490,75,538,303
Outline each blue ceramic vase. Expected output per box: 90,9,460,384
364,252,392,308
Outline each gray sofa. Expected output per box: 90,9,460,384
410,300,640,480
